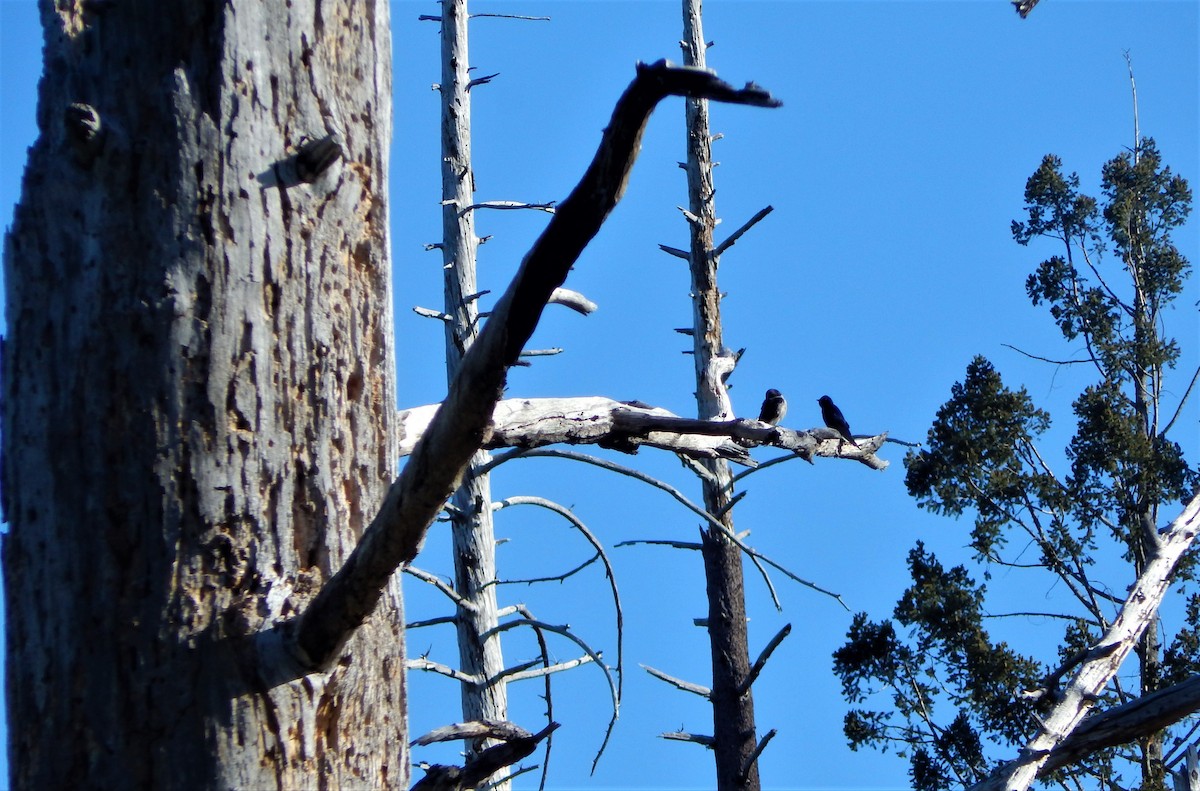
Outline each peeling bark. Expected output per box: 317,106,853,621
397,397,890,467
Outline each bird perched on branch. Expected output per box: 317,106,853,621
758,389,787,426
818,395,858,448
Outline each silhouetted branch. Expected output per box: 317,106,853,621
713,205,773,257
411,721,559,791
740,623,792,694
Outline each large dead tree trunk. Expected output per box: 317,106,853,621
2,2,405,787
682,2,762,788
437,0,510,781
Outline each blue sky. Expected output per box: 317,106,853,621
2,1,1198,788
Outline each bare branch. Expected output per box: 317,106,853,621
741,728,778,780
643,664,712,698
661,731,715,747
492,495,623,701
405,566,476,611
1002,343,1096,366
739,623,792,694
1161,365,1200,438
517,348,562,358
407,656,481,685
469,13,551,21
482,616,619,770
411,721,559,791
407,615,457,630
614,538,703,551
713,205,773,257
1039,674,1200,776
414,306,453,321
548,287,598,315
493,654,596,685
460,199,556,214
398,397,755,464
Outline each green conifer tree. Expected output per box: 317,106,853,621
835,139,1198,790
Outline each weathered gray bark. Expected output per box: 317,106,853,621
398,397,889,465
437,0,510,781
2,2,404,788
971,494,1200,791
1042,673,1200,777
682,2,761,787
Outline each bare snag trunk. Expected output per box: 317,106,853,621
682,1,762,787
2,2,405,787
437,0,511,780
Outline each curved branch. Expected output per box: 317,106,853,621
474,448,782,608
283,61,781,672
493,495,624,702
482,617,620,773
1161,364,1200,438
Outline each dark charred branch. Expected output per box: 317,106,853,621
410,721,559,791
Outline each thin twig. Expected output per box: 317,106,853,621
470,13,550,21
481,617,620,773
1002,343,1095,366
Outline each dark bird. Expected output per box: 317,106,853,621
1012,0,1040,19
818,395,858,448
758,389,787,426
